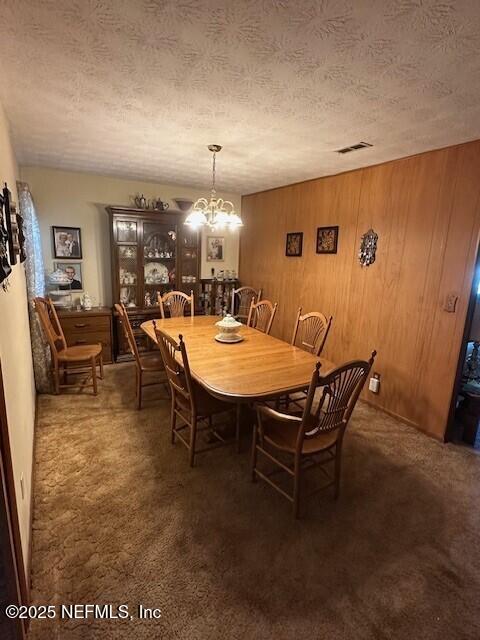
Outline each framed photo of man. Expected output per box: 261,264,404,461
52,226,82,259
54,262,83,291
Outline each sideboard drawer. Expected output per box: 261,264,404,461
64,329,110,346
60,315,111,334
58,307,113,364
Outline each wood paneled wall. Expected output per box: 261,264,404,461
240,140,480,440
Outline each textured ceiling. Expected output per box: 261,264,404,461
1,0,480,194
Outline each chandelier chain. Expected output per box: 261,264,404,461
211,149,216,196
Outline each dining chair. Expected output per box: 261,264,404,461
153,323,235,467
282,308,334,410
158,290,194,319
247,299,278,335
231,286,262,322
34,296,103,395
114,303,167,409
291,308,333,356
251,351,377,518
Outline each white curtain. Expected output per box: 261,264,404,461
17,181,51,393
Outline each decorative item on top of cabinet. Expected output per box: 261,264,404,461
150,197,169,211
359,228,378,267
107,205,200,360
56,307,113,364
134,194,148,209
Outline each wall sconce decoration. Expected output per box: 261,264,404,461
0,189,12,290
359,228,378,267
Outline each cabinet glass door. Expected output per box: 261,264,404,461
117,220,138,308
142,221,177,308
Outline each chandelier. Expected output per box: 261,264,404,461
185,145,243,231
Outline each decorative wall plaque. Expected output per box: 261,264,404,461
285,232,303,257
359,228,378,267
0,190,12,290
316,226,338,254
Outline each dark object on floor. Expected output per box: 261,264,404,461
457,389,480,448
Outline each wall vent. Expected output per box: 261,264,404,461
336,142,373,154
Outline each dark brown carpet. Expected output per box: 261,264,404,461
28,364,480,639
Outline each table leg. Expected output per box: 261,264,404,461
236,403,241,453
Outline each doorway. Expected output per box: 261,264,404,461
0,360,27,640
447,243,480,447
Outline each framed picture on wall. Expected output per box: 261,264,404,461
206,236,225,261
285,232,303,257
52,226,82,259
316,226,338,254
53,262,83,291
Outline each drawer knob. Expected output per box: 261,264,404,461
74,323,87,328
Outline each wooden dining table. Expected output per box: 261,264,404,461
141,315,335,403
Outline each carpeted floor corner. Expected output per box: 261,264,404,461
28,363,480,639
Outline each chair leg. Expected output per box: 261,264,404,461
189,417,198,468
99,353,104,379
91,357,98,395
62,363,67,385
293,455,302,519
54,362,60,395
137,369,142,410
250,422,258,482
170,395,177,444
334,442,342,500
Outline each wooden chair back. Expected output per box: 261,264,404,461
153,323,195,414
291,308,333,356
247,299,278,335
114,303,141,365
34,296,67,358
231,286,262,321
300,351,377,446
158,290,194,319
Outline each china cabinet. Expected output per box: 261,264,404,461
200,278,239,316
107,206,200,360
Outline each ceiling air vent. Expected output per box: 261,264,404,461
336,142,373,154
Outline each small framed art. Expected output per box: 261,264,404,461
285,232,303,257
206,236,225,261
316,226,338,254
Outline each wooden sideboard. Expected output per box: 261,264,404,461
57,307,114,364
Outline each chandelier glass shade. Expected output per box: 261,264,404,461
184,145,243,231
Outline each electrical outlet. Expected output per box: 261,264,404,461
20,473,25,500
369,372,380,394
